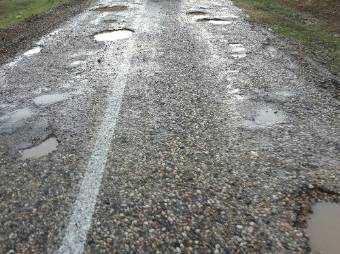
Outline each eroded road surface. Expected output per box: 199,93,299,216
0,0,339,253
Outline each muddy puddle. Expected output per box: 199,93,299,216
94,29,134,42
244,106,285,128
33,93,70,106
23,46,42,57
307,202,340,254
21,136,58,160
92,5,128,12
0,107,34,134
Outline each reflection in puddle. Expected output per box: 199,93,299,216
33,93,70,106
229,44,247,59
23,46,42,57
244,106,285,128
307,202,340,254
94,29,134,42
0,107,34,133
21,136,58,160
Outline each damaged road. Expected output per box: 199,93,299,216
0,0,339,253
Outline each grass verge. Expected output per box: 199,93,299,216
232,0,340,75
0,0,73,30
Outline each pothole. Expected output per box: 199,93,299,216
94,29,134,42
0,107,34,134
243,105,286,128
103,19,118,24
21,136,58,160
307,202,340,254
196,17,234,25
186,10,208,16
23,46,42,57
33,93,70,106
92,5,128,12
69,60,86,68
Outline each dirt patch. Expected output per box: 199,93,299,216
92,5,128,12
0,0,91,66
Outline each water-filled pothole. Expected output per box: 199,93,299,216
0,107,34,134
187,10,208,16
307,202,340,254
21,136,58,160
94,29,134,42
196,17,234,25
92,5,128,12
103,19,118,24
244,106,285,128
33,93,70,106
69,60,86,68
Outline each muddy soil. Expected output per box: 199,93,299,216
0,0,91,66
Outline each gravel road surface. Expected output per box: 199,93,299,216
0,0,338,253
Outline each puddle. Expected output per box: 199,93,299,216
244,106,285,128
33,93,70,106
229,44,247,59
23,46,42,57
21,136,58,160
0,107,34,133
103,19,118,24
186,10,208,16
196,17,233,25
69,60,86,68
209,20,233,25
94,29,134,42
307,202,340,254
274,89,296,98
92,5,128,12
228,88,240,95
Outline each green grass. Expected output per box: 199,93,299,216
0,0,70,29
232,0,340,75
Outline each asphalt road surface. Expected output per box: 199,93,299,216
0,0,338,253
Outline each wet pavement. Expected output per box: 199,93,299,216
0,0,339,253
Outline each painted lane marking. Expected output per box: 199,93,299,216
57,3,145,254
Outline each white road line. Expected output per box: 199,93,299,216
57,3,146,254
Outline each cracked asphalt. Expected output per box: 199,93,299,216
0,0,339,253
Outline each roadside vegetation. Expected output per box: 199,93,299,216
0,0,72,29
232,0,340,75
